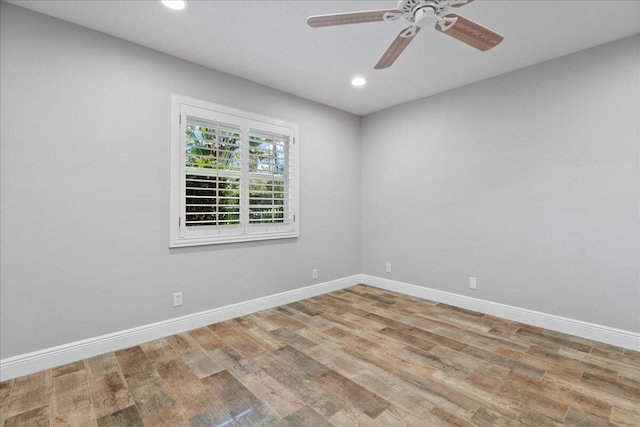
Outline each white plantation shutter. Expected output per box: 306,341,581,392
185,118,241,228
248,131,291,225
170,94,299,247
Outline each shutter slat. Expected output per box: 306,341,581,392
185,172,241,227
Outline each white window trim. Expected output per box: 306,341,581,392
169,93,299,247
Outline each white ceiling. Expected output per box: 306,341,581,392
8,0,640,116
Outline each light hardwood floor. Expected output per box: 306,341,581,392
1,284,639,426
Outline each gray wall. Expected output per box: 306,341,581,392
2,3,638,360
361,35,640,332
0,3,362,358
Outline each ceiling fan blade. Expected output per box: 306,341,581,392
451,0,474,7
436,13,503,51
374,26,422,70
307,10,401,28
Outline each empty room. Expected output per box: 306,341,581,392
1,0,639,426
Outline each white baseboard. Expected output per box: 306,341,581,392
0,275,360,381
361,274,640,352
3,273,638,381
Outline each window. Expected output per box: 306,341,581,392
170,94,298,247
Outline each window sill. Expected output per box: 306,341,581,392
169,230,299,248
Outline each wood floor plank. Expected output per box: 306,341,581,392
304,345,371,378
281,405,334,427
462,345,545,380
343,342,436,378
564,407,615,427
142,343,191,379
51,361,85,378
617,369,640,390
329,406,379,427
238,369,306,419
306,340,441,421
351,370,439,419
495,346,583,381
254,351,345,418
140,406,190,427
431,368,522,419
199,369,263,418
403,326,469,352
244,312,280,331
376,404,445,426
51,405,97,427
516,407,566,427
260,309,309,331
188,404,233,427
287,301,322,317
2,284,638,427
87,370,134,419
188,327,226,352
84,353,120,379
51,370,91,417
580,371,640,401
95,405,143,427
609,407,640,427
543,370,640,418
516,328,592,353
273,345,329,379
465,370,503,394
208,345,259,378
270,327,318,351
161,370,219,419
430,406,478,427
428,345,509,378
378,326,438,351
208,321,266,354
394,369,485,420
3,406,50,427
139,338,168,353
559,346,639,378
5,371,50,420
275,304,313,322
114,347,154,379
494,371,569,421
124,371,176,418
402,345,473,379
0,379,14,427
245,325,288,351
314,370,391,419
166,333,226,379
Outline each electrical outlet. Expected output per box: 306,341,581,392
312,269,318,280
173,292,183,307
385,263,391,273
469,277,477,290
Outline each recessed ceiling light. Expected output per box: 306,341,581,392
161,0,187,11
351,77,367,87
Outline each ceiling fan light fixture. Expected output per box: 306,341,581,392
161,0,187,11
351,77,367,87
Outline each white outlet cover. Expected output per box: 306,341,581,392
173,292,183,307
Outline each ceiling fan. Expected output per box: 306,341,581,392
307,0,504,69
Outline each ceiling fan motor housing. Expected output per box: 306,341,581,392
399,0,446,22
396,0,470,31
